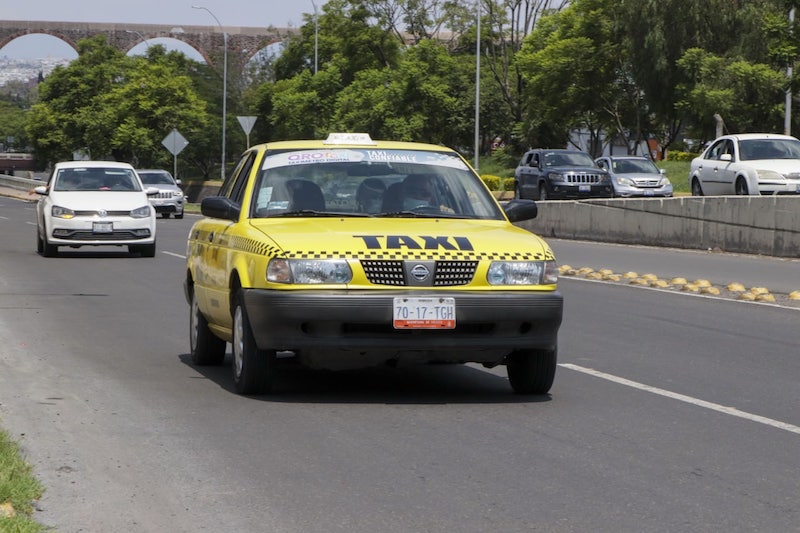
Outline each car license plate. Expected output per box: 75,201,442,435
579,185,591,192
93,222,113,233
393,297,455,329
644,190,655,196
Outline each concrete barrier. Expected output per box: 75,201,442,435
0,173,42,191
517,196,800,258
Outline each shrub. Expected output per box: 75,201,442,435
481,174,501,190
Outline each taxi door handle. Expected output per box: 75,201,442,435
208,232,214,242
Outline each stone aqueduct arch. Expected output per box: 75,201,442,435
0,20,295,71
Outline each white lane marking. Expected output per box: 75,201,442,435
0,216,8,220
560,363,800,435
564,276,800,312
25,221,36,225
162,251,186,259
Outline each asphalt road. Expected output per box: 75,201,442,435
0,196,798,532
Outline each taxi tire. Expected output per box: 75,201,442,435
190,291,226,366
506,347,557,395
232,293,275,395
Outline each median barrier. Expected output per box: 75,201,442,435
517,196,800,258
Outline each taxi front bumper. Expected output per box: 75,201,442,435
242,289,563,369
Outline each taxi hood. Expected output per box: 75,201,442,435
248,217,555,262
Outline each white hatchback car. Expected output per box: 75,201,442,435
689,133,800,196
35,161,158,257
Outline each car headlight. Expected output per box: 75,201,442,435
486,260,558,285
130,205,152,218
267,258,353,284
659,177,672,186
615,176,635,187
756,169,786,181
548,172,566,183
51,205,75,219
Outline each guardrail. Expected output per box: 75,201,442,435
517,196,800,258
0,173,42,191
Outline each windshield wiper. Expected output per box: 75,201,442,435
269,210,370,218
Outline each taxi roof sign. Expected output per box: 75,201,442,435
323,133,376,145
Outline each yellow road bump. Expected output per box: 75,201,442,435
641,273,658,281
622,271,638,279
749,287,770,295
790,291,800,300
682,284,700,293
559,265,576,276
670,277,688,286
603,274,621,282
738,292,757,301
577,267,595,275
650,279,670,288
598,268,614,276
694,279,712,288
701,286,721,295
629,278,650,286
585,272,604,280
727,282,746,292
756,293,776,302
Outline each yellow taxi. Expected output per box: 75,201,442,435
185,134,563,395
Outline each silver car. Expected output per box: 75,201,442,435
137,169,184,218
595,155,673,198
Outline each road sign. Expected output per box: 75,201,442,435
237,116,258,148
162,129,189,156
162,129,189,180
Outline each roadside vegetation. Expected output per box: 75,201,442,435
1,0,799,182
0,428,46,532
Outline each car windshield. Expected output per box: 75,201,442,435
739,138,800,161
52,167,142,192
544,151,596,167
612,158,659,174
138,171,174,185
250,148,505,220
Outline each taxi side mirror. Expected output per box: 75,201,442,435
201,196,240,222
503,199,538,223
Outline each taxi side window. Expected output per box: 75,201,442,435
220,151,257,204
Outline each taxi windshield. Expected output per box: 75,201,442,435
251,148,505,220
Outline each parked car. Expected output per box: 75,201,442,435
689,133,800,196
514,149,613,200
185,133,563,395
34,161,158,257
137,169,184,218
595,155,673,197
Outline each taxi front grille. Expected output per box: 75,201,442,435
361,260,478,286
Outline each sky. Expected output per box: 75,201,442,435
1,1,327,59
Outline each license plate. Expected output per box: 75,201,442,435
93,222,113,233
644,190,655,196
393,297,455,329
579,185,591,192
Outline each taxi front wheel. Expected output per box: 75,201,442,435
232,293,276,395
506,347,557,395
190,290,226,366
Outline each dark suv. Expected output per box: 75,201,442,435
514,149,613,200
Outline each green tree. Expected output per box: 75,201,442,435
676,48,786,139
26,36,212,174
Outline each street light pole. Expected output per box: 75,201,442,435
312,0,319,74
193,5,228,181
473,0,481,171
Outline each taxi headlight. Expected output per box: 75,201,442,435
267,258,352,284
130,205,152,218
487,260,558,285
51,205,75,219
